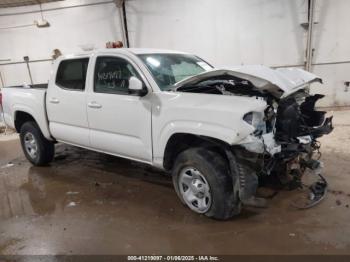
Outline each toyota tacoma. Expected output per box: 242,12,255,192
1,48,333,219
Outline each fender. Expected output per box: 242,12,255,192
13,104,52,140
154,119,255,161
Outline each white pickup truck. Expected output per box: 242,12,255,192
1,48,333,219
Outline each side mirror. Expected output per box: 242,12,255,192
128,76,147,96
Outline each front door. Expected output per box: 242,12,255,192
86,55,152,163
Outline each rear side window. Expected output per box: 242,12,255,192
56,58,89,90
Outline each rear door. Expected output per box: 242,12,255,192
86,55,152,163
47,57,90,146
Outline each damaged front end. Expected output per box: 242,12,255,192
174,66,334,208
237,90,333,208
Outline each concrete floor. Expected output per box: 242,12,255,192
0,110,350,255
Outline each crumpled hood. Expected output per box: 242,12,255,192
174,65,322,98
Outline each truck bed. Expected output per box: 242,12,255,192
1,85,51,139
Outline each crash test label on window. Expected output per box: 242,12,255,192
127,255,219,261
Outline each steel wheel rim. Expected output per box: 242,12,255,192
24,132,38,159
178,167,212,213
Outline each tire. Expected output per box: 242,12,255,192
172,147,241,220
19,121,55,166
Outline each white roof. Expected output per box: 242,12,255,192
127,48,189,55
61,48,189,59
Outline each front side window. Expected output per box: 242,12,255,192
138,53,213,90
94,56,141,95
56,58,89,90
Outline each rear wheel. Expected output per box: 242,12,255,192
172,148,241,220
20,121,55,166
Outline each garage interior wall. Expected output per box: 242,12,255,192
0,0,349,107
0,0,123,87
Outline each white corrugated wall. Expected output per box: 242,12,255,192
0,0,349,107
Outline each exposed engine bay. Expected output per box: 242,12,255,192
175,71,334,209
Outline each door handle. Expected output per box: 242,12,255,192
88,101,102,109
49,97,60,104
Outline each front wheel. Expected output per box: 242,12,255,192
172,148,241,220
20,121,55,166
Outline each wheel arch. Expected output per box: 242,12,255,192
163,133,232,171
14,111,36,132
13,109,52,140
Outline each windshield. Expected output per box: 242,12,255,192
138,53,213,90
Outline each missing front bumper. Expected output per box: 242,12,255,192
291,161,328,209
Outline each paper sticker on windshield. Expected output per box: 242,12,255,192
197,61,212,71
